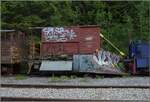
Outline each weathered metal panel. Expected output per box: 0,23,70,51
73,53,122,74
41,26,101,56
40,61,72,71
1,31,27,64
73,55,99,72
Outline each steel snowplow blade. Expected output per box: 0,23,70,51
73,50,124,74
40,61,72,71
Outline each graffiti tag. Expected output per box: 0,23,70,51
42,27,77,42
93,50,120,67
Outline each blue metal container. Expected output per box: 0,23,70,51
129,41,149,69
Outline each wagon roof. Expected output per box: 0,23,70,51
0,30,15,32
29,25,100,30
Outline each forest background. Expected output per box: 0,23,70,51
1,1,149,53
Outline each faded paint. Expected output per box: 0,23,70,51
85,36,93,41
42,27,77,42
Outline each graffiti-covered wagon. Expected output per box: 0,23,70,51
29,25,122,75
1,25,148,75
1,25,123,75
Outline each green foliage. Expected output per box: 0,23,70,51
48,75,76,82
49,76,62,82
95,75,104,79
1,1,149,53
15,74,27,80
70,75,77,79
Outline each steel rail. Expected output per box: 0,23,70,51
1,84,150,88
2,97,148,102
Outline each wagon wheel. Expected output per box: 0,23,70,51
128,59,136,75
132,58,136,75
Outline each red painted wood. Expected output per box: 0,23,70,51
41,25,101,56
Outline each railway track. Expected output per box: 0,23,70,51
1,97,98,101
1,84,149,101
2,97,142,102
1,83,150,88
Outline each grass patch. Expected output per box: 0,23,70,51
60,76,70,80
48,74,100,82
95,75,104,79
15,74,27,80
70,75,77,79
122,73,131,77
79,78,88,82
79,74,91,82
49,76,62,82
48,75,73,82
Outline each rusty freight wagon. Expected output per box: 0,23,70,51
1,30,27,74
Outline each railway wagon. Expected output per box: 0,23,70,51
35,26,121,75
1,26,122,75
31,25,102,73
40,25,101,57
1,30,27,74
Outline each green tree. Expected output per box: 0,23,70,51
1,1,149,53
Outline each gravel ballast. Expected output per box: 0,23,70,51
1,76,150,86
0,88,149,100
1,76,150,101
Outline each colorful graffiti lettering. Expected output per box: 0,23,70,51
42,27,77,42
93,50,120,67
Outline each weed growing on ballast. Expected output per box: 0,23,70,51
15,74,27,80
